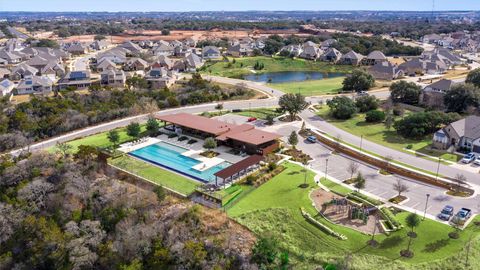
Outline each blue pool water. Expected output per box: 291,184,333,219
129,141,231,182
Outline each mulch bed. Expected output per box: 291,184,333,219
388,195,407,204
283,148,312,162
279,115,302,122
200,151,220,158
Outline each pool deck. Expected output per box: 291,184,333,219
118,135,246,174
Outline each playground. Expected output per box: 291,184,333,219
311,188,384,235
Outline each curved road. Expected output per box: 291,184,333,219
10,74,479,187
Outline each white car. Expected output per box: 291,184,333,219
474,157,480,166
462,153,476,164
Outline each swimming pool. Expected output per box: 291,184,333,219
128,141,231,182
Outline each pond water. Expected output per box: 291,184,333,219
241,71,346,84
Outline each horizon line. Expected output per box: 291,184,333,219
1,9,479,13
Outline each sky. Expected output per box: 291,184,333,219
1,0,480,12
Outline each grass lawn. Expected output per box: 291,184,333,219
108,155,201,196
316,106,461,163
227,162,480,269
319,177,352,196
201,56,353,78
49,124,148,154
269,77,344,96
233,108,282,119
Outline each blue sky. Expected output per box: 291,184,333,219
1,0,479,12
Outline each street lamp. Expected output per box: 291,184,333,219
359,135,364,153
324,158,329,180
423,193,431,220
435,158,442,181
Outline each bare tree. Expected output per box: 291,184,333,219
452,174,467,193
393,178,409,197
347,161,359,180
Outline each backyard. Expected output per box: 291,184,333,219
227,162,480,269
316,106,461,163
200,56,353,78
108,155,201,196
269,77,344,96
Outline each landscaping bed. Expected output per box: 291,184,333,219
200,151,220,158
283,148,312,162
389,195,408,204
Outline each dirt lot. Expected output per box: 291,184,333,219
57,28,305,44
310,188,383,235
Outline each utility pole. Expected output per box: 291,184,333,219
435,157,441,181
359,135,364,153
324,158,329,180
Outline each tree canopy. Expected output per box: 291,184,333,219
389,81,422,105
342,69,375,92
327,96,357,120
278,93,309,121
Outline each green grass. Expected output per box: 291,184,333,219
49,124,148,154
319,177,352,196
227,162,480,269
269,77,344,96
108,155,201,196
233,108,282,119
201,56,353,78
316,106,461,163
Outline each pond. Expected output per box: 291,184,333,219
241,71,346,84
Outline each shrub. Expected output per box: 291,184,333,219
268,162,277,172
327,96,357,120
168,133,178,138
246,175,257,185
365,110,386,123
380,207,401,229
187,139,198,144
178,136,188,141
355,95,379,112
393,106,404,116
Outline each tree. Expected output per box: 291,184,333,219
126,122,141,139
56,142,72,158
94,34,106,41
74,145,98,164
203,137,217,151
146,117,160,136
251,237,278,267
327,96,357,120
389,81,422,105
347,161,359,180
265,114,274,125
402,213,420,258
393,178,409,197
444,83,480,113
161,29,170,36
107,130,120,147
355,95,379,112
385,113,394,130
36,39,60,49
288,131,298,149
393,111,461,139
354,172,366,191
452,174,467,193
365,110,386,123
342,69,375,92
278,93,309,121
466,68,480,88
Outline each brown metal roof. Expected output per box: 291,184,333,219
156,113,281,145
214,155,264,179
156,113,237,136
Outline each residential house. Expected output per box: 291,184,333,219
422,34,443,44
124,58,149,71
184,37,198,47
66,43,89,55
0,79,14,99
16,76,53,95
280,44,303,58
0,68,10,79
11,63,39,80
0,58,7,66
433,116,480,154
300,41,322,60
41,61,65,80
151,55,174,70
398,58,446,76
145,68,177,89
368,61,404,81
202,46,221,60
363,51,387,65
320,39,337,50
227,43,253,57
0,49,22,64
120,41,143,55
153,44,175,56
101,69,126,88
173,53,204,72
339,50,364,65
96,58,117,72
174,45,194,57
420,79,454,109
57,71,91,90
321,48,342,63
90,40,109,51
97,48,128,64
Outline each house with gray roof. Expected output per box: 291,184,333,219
363,50,387,65
96,58,117,72
145,68,177,89
124,57,149,71
66,43,89,55
16,75,53,95
0,67,10,79
300,42,322,60
340,50,364,66
320,39,337,50
97,48,128,64
368,61,404,81
11,63,39,81
153,44,175,56
173,53,204,72
0,49,22,64
227,43,254,57
151,55,174,70
90,40,109,51
57,71,91,90
101,69,126,88
0,58,7,66
202,46,221,60
120,41,143,55
420,79,454,109
321,48,342,63
433,116,480,154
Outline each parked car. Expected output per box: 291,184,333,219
474,156,480,166
438,205,454,221
461,153,476,164
307,136,317,143
356,91,368,96
451,208,472,225
247,117,257,122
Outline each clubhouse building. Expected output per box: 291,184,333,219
156,113,281,155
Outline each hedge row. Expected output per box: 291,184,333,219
379,207,402,230
348,191,383,206
300,208,348,240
